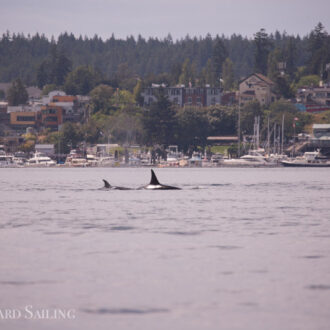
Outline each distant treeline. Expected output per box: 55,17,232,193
0,23,329,89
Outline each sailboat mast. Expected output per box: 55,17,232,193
278,125,281,155
273,123,276,154
257,116,260,150
238,93,241,157
267,116,270,155
281,114,285,155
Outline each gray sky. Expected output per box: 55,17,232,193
1,0,329,40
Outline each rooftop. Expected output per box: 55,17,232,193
313,124,330,129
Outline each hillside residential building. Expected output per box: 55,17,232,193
10,111,37,129
239,73,276,106
39,105,64,129
7,91,88,130
296,86,330,113
142,85,221,107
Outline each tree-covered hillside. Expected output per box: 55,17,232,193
0,23,329,88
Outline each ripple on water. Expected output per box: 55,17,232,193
209,245,243,250
110,226,136,231
165,230,202,236
301,255,325,259
81,307,170,315
0,280,58,286
307,284,330,291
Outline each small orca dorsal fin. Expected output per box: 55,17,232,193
103,179,111,188
150,169,160,185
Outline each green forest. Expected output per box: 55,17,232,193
0,22,329,91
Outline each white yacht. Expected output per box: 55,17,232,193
223,150,270,167
26,152,56,167
86,154,99,166
65,150,89,167
97,156,116,167
281,151,330,167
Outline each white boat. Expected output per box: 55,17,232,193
223,150,270,167
98,156,116,167
188,152,202,167
0,151,15,167
210,153,225,166
64,150,89,167
86,154,99,166
166,145,182,166
26,152,56,167
267,153,288,164
12,152,27,166
281,151,330,167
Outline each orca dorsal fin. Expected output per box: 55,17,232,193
103,179,111,188
150,169,160,185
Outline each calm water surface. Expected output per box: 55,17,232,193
0,167,330,330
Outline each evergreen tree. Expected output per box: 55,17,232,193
179,59,196,86
284,37,298,79
254,28,272,75
49,43,58,84
170,62,183,85
200,59,217,86
64,66,101,95
54,50,72,86
7,78,28,105
36,61,49,89
267,48,283,81
212,36,228,82
133,80,144,106
222,58,235,90
307,22,330,75
142,89,177,146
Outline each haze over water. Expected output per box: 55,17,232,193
1,167,330,330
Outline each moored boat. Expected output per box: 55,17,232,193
222,149,272,167
26,152,56,167
281,151,330,167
